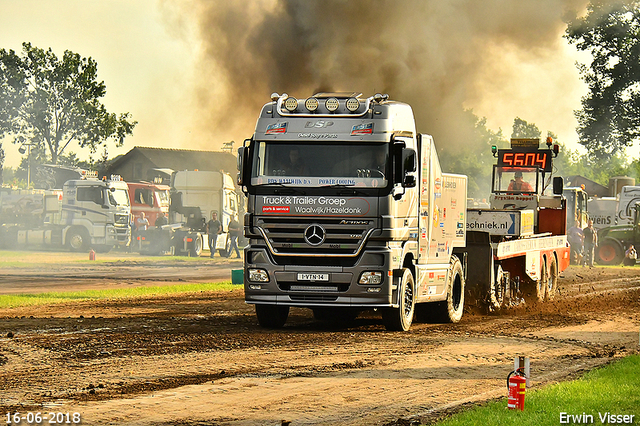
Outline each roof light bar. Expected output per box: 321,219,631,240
284,97,298,112
305,97,319,112
346,97,360,112
325,97,339,112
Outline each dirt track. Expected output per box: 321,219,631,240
1,252,639,425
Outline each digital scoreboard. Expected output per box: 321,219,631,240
497,149,553,172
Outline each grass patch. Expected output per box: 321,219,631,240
0,282,239,309
435,355,640,426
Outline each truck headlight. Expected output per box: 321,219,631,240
359,271,382,285
248,268,269,283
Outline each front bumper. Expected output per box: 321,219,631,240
243,246,397,308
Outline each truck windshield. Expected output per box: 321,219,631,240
107,188,130,207
493,167,538,194
157,190,170,208
251,141,389,188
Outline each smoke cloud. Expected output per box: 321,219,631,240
170,0,589,154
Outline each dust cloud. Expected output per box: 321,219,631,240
168,0,589,155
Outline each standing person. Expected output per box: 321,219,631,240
582,219,597,268
206,211,222,258
135,212,149,231
134,213,149,251
227,216,242,259
154,212,168,227
567,220,584,265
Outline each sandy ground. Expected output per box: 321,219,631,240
0,252,639,425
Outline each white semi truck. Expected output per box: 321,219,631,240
0,174,131,252
238,92,468,331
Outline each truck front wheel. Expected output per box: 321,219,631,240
67,228,90,252
255,304,289,329
382,268,415,331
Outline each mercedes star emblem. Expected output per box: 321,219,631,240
304,224,326,246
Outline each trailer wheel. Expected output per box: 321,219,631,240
433,257,465,323
382,268,415,331
488,265,506,311
535,257,548,303
66,228,90,252
596,238,624,265
545,255,559,301
255,304,289,329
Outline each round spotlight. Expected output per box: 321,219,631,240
346,97,360,112
305,97,319,112
325,97,339,112
284,97,298,112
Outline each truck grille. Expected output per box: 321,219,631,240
256,217,376,257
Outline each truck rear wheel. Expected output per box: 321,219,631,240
255,304,289,329
433,257,465,323
382,268,415,331
596,238,624,265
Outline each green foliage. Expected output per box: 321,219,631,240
511,117,542,139
0,42,137,165
439,111,507,199
566,1,640,160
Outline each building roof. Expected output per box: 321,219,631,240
108,146,237,175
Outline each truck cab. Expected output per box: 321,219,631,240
62,175,131,251
127,181,171,226
238,92,467,331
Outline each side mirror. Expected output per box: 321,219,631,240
402,148,417,173
237,146,247,186
553,176,563,195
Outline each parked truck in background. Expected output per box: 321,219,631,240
0,173,131,252
596,203,640,265
465,138,572,310
128,180,171,226
171,170,240,256
588,196,618,231
238,92,468,331
563,187,589,229
131,170,240,256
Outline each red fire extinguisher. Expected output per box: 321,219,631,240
507,368,526,411
89,249,96,261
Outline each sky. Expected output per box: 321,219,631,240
0,0,593,169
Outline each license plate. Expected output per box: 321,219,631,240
297,273,329,282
